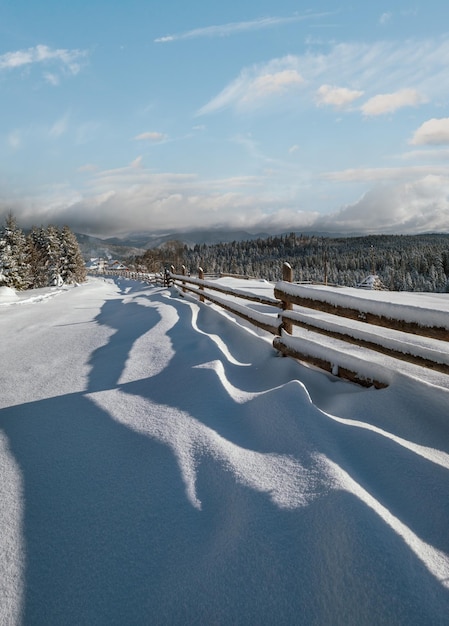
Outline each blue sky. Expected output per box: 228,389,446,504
1,0,449,237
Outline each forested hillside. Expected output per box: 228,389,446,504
135,233,449,292
0,215,86,290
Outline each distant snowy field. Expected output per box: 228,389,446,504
1,276,449,625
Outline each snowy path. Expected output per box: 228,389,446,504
1,277,449,625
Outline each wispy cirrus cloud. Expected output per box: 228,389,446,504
154,12,334,43
197,57,304,115
198,36,449,117
0,44,87,76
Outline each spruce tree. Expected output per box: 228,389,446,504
59,226,87,284
0,213,31,289
27,226,50,288
41,225,63,286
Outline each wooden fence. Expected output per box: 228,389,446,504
90,269,169,287
169,266,282,335
169,263,449,389
93,264,449,388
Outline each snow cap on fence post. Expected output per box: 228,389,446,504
282,262,293,282
198,267,205,302
281,262,293,334
169,265,175,287
181,265,187,293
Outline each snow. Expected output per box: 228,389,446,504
1,276,449,624
0,285,67,308
0,286,18,301
277,281,449,329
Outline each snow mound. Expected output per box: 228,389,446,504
0,286,18,301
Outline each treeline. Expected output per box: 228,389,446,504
0,214,86,290
134,232,449,292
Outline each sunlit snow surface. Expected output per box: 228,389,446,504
1,277,449,625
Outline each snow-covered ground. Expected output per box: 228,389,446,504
1,276,449,625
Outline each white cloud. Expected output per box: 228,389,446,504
4,157,449,237
289,145,299,154
316,84,364,108
134,131,167,142
400,148,449,161
154,12,334,43
0,44,87,76
410,118,449,145
1,156,317,236
130,156,144,169
241,70,304,104
199,37,449,117
198,57,304,115
322,165,449,183
12,168,449,236
361,88,427,116
317,175,449,234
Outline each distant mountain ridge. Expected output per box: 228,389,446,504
102,229,273,249
76,229,272,259
76,228,352,259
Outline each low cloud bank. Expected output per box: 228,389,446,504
2,166,449,238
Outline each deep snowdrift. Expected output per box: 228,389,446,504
0,277,448,625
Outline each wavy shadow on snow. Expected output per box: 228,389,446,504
85,289,449,592
111,293,449,553
1,284,448,623
87,297,162,392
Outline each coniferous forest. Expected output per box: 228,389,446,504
134,232,449,292
0,214,86,290
4,211,449,293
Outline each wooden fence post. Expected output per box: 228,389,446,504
198,267,205,302
281,262,293,334
181,265,187,293
163,266,171,287
170,265,175,287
